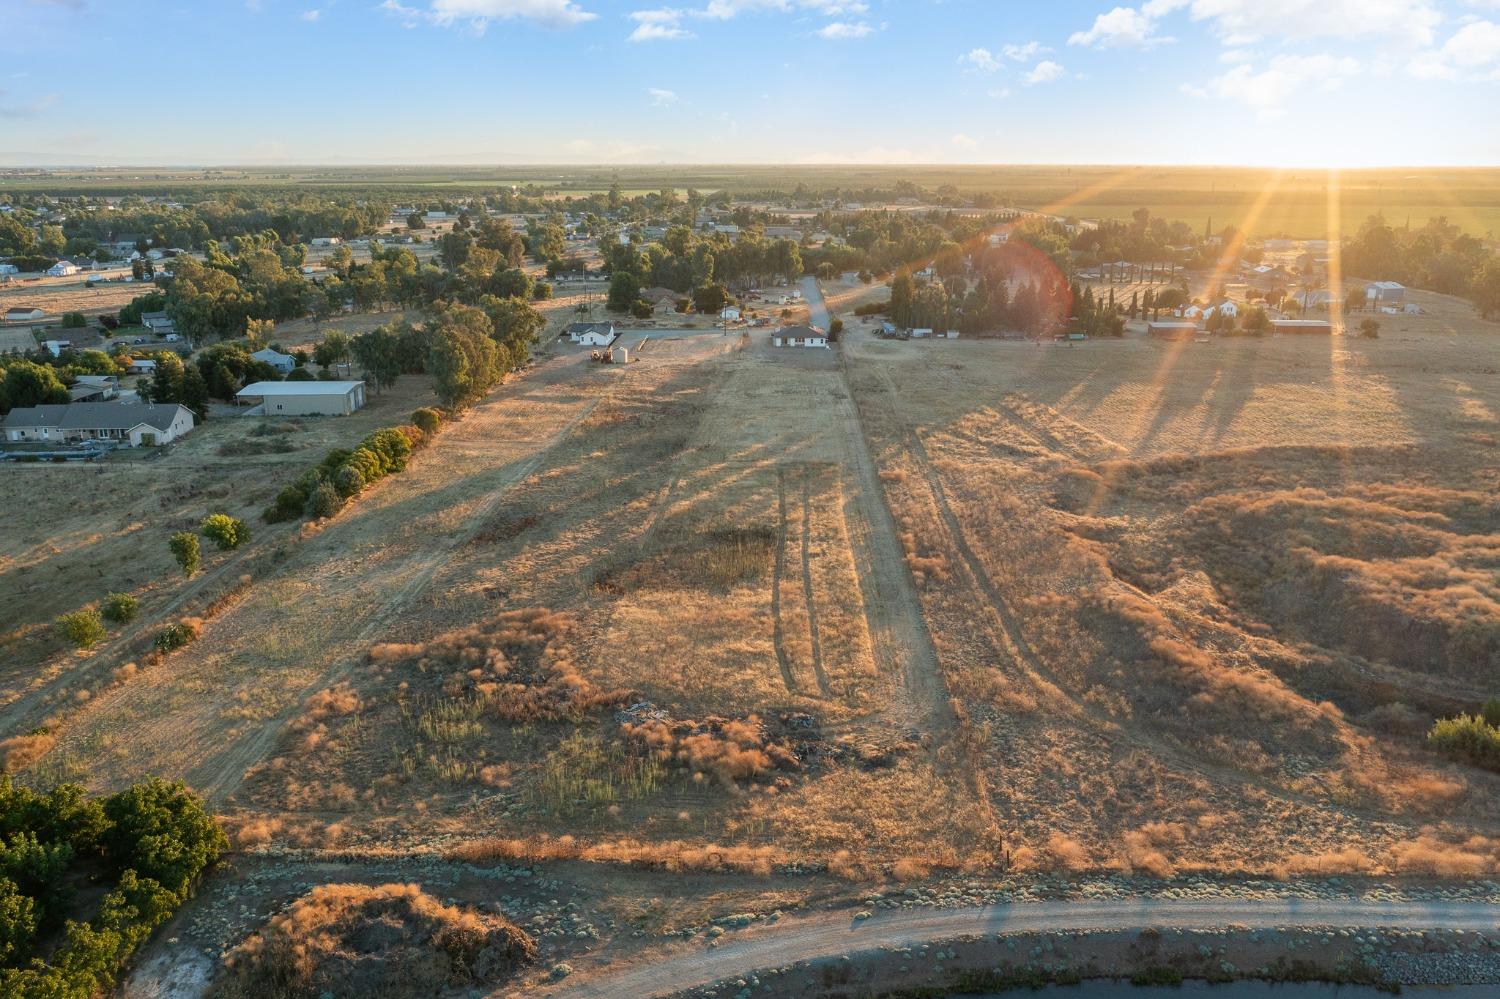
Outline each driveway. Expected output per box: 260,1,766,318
801,275,831,330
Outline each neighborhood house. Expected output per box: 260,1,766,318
567,322,617,347
1,402,195,447
251,347,297,374
772,325,829,348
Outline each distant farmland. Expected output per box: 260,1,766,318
6,164,1499,239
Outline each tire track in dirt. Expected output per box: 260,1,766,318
191,392,606,806
770,468,801,695
830,357,952,732
799,468,830,697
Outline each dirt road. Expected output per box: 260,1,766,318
547,898,1500,999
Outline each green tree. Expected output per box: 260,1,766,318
406,211,427,230
351,324,403,392
102,778,227,899
693,283,730,315
200,514,248,550
1473,256,1500,320
427,305,505,408
0,879,37,967
101,593,138,624
56,609,106,650
312,331,350,370
607,270,641,312
168,532,199,577
0,361,69,416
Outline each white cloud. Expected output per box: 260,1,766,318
628,7,694,40
427,0,597,29
950,132,978,148
1002,41,1046,61
1190,52,1360,116
961,48,1003,72
647,87,679,105
300,8,322,20
987,86,1013,99
1024,59,1065,84
1409,19,1500,78
1068,5,1174,48
816,19,874,38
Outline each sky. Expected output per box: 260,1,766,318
2,0,1500,166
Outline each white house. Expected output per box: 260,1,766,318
47,261,80,277
310,237,342,246
236,380,366,416
1203,300,1239,319
43,340,72,357
1366,281,1405,304
252,348,297,374
0,264,18,276
4,306,44,322
720,306,742,322
771,325,829,348
1,402,195,446
566,321,617,347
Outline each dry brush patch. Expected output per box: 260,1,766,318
213,882,536,999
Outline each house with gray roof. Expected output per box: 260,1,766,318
2,402,195,447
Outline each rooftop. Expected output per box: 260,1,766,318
236,380,364,397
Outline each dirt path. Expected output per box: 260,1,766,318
546,898,1500,999
771,467,800,695
828,340,950,731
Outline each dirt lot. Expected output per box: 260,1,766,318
835,284,1500,876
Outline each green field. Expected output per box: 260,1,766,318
4,165,1499,239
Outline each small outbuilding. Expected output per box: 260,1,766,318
236,380,366,416
1146,320,1201,340
1271,319,1334,335
720,306,742,322
1366,281,1405,305
5,306,44,322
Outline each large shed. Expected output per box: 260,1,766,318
236,380,366,416
1271,319,1334,335
1146,320,1200,339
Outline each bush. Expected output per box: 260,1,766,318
60,312,88,329
101,592,138,625
201,513,249,551
630,299,652,319
305,482,344,520
0,879,37,967
153,622,197,654
285,367,316,381
1483,698,1500,728
412,407,442,436
57,609,106,650
169,532,199,576
332,464,365,499
103,778,227,898
263,484,309,524
1428,713,1500,770
854,301,889,316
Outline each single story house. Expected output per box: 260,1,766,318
236,380,366,416
566,322,617,347
141,311,175,334
69,381,118,403
720,306,742,321
1366,281,1405,305
1,402,195,446
772,325,829,348
1203,300,1239,319
0,263,19,276
310,236,342,246
47,261,80,277
252,347,297,375
127,359,157,375
5,306,44,322
1272,319,1334,335
1146,320,1201,340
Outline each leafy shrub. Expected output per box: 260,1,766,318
411,407,442,436
101,593,138,625
332,464,364,499
102,778,227,898
263,484,309,524
0,879,37,967
56,609,106,650
201,513,249,551
153,622,197,654
285,367,316,381
168,532,199,576
1482,698,1500,728
1428,713,1500,770
305,482,344,520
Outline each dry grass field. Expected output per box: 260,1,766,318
10,277,1500,999
838,285,1500,877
